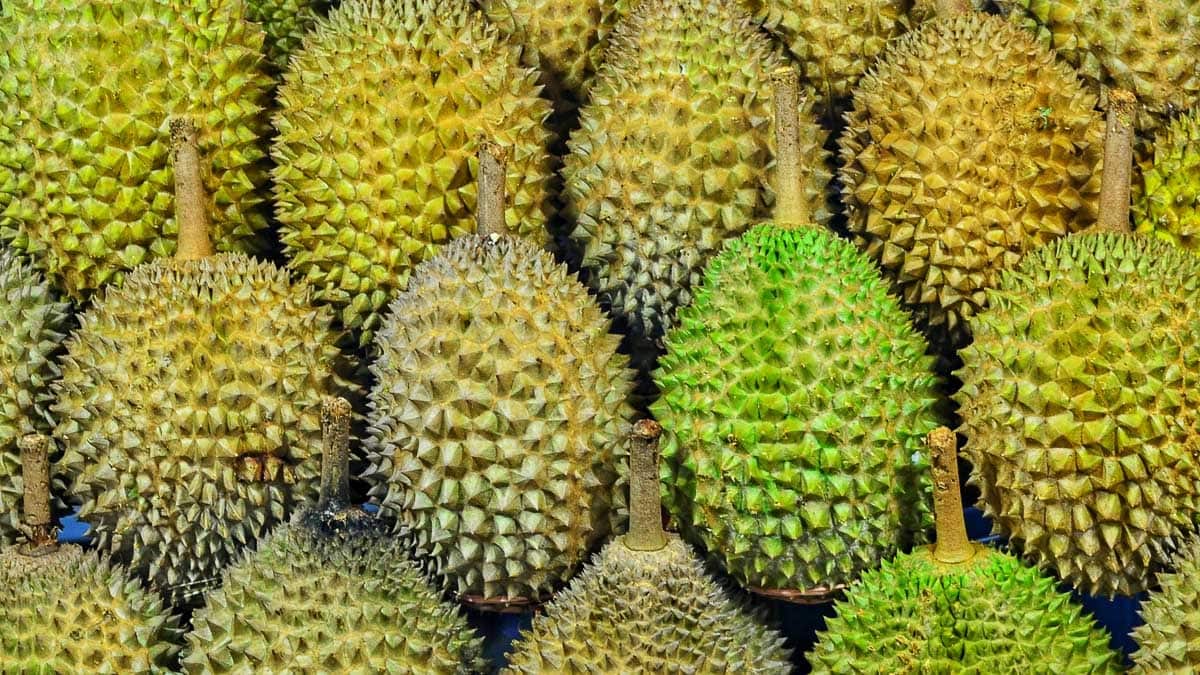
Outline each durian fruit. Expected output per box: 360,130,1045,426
183,397,486,674
273,0,555,348
652,70,940,593
248,0,333,72
957,91,1200,597
0,0,273,300
1134,109,1200,252
839,1,1104,345
476,0,632,132
54,119,345,607
1,433,182,673
807,428,1124,673
366,143,635,602
1131,533,1200,673
563,0,831,367
999,0,1200,129
503,420,793,674
0,250,69,545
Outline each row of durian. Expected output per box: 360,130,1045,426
2,0,1200,672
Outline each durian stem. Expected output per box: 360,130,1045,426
928,427,973,564
626,419,668,552
770,67,810,228
1094,89,1137,234
476,141,509,237
19,434,54,548
935,0,972,16
170,118,214,260
319,396,353,509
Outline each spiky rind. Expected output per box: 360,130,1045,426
0,0,273,300
840,12,1103,342
503,535,792,674
477,0,632,124
367,234,635,600
1135,109,1200,252
273,0,556,348
54,253,344,607
652,225,940,590
564,0,832,353
808,546,1124,673
957,232,1200,597
501,533,792,667
0,251,69,545
1000,0,1200,129
0,546,182,673
182,515,485,673
248,0,332,72
1132,534,1200,673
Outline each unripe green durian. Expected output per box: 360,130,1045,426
183,398,486,674
503,421,793,674
54,120,346,607
808,428,1124,673
1,434,182,674
1131,533,1200,673
273,0,555,347
998,0,1200,130
0,0,273,300
840,6,1103,345
957,92,1200,597
366,145,635,602
652,71,940,593
564,0,831,363
1134,109,1200,252
0,250,69,545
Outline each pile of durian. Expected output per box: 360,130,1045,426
1,0,1200,672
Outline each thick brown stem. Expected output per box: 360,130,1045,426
1094,89,1137,234
476,141,509,237
928,427,972,564
625,419,667,552
319,397,353,508
170,118,214,260
770,68,810,228
19,434,54,547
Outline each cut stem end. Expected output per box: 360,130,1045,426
1094,89,1136,234
318,396,353,509
625,419,667,552
170,118,214,260
769,67,811,229
476,141,509,238
19,434,55,548
928,427,973,565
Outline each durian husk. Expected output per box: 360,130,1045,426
1132,533,1200,673
0,0,273,300
247,0,333,72
272,0,556,348
839,11,1104,345
1134,109,1200,252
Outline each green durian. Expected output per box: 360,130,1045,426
273,0,555,347
1131,533,1200,673
183,398,486,674
957,92,1200,596
1,434,182,674
0,250,69,545
807,428,1124,674
366,144,635,602
563,0,831,363
652,70,940,593
477,0,633,132
839,6,1104,345
1134,109,1200,252
0,0,273,300
998,0,1200,130
54,120,346,607
248,0,333,72
503,421,793,674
